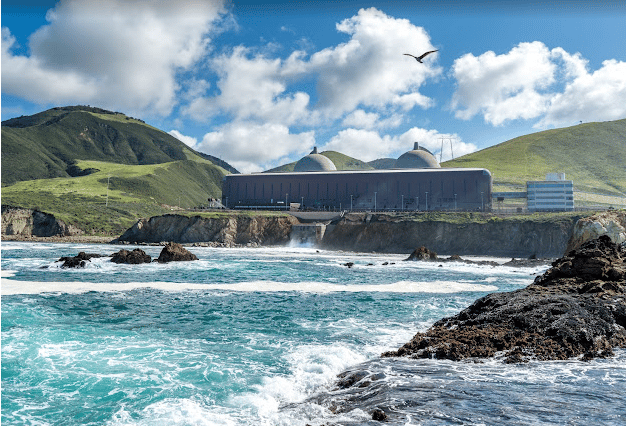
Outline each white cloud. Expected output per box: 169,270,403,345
538,58,626,127
451,41,626,128
341,109,403,130
168,130,198,148
183,46,312,126
184,7,440,127
451,41,555,125
323,127,476,162
306,7,441,117
1,0,226,116
195,122,315,173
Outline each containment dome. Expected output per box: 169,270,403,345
395,142,440,168
294,147,337,172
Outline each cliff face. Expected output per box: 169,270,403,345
566,211,626,253
117,214,299,245
322,213,581,257
1,206,82,237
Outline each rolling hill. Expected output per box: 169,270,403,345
1,106,238,235
442,119,626,196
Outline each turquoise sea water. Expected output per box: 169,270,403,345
2,242,625,425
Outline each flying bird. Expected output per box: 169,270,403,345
403,50,438,63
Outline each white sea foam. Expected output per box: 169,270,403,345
1,277,498,296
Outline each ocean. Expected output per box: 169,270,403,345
2,241,625,425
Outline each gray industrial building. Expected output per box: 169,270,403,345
222,144,492,211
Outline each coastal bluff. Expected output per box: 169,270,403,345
321,212,585,258
116,213,298,245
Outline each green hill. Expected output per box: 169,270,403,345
1,105,238,185
442,119,626,196
265,150,374,173
1,106,238,235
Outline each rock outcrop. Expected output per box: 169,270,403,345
111,248,152,264
405,246,438,261
156,242,198,262
382,235,626,363
2,206,82,238
57,252,105,268
117,214,298,246
566,210,626,253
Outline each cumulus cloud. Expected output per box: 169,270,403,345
1,0,226,116
194,122,315,173
183,46,312,126
538,58,626,127
168,130,198,148
184,7,440,127
305,7,440,117
451,41,555,125
323,127,476,162
451,41,626,128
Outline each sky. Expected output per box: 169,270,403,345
2,0,626,173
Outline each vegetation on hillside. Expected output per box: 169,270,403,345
442,119,626,196
1,105,235,185
1,159,228,235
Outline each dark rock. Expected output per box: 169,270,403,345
58,252,105,268
111,248,151,264
405,246,438,261
372,408,387,421
383,236,626,362
344,262,354,268
156,242,198,263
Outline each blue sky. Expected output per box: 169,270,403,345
2,0,626,173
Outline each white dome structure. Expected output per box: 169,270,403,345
294,147,337,172
395,142,440,168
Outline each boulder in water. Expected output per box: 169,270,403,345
111,248,151,264
57,252,105,268
157,242,198,263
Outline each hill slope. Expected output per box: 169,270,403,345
1,105,238,185
442,119,626,195
1,106,237,235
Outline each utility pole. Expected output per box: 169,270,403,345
439,137,457,162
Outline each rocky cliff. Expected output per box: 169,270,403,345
321,213,583,258
117,214,298,246
1,205,82,238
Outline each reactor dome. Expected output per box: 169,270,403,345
395,142,440,168
294,147,337,172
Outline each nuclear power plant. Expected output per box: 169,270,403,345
222,143,493,211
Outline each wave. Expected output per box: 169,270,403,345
1,278,498,296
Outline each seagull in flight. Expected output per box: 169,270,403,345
403,50,438,63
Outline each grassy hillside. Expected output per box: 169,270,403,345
0,106,236,235
442,119,626,196
1,159,228,235
266,150,374,173
1,105,237,185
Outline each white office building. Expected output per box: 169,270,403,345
527,173,574,212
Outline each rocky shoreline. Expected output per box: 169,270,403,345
382,235,626,363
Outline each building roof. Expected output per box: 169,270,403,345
294,147,337,172
395,142,440,169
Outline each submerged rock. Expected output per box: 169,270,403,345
383,235,626,362
156,242,198,263
111,248,151,264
